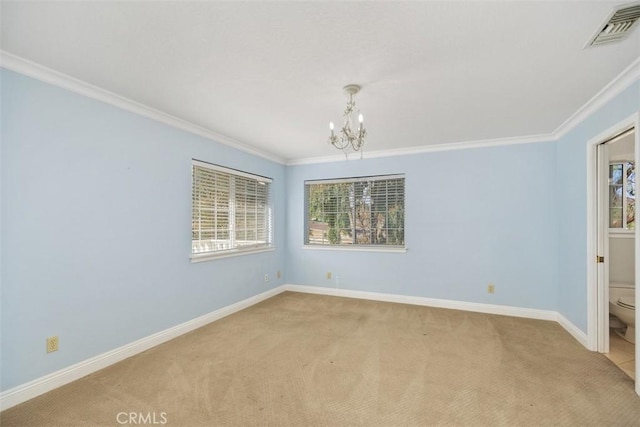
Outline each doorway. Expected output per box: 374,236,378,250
587,112,639,396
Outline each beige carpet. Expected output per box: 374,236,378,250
2,291,639,426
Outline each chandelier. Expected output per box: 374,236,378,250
328,84,367,157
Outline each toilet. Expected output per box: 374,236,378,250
609,282,636,344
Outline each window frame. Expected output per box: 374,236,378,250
304,174,406,252
608,160,635,234
191,160,274,262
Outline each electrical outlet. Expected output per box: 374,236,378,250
264,274,269,282
487,284,495,294
326,272,332,280
277,271,281,279
46,336,59,353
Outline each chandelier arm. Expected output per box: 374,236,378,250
330,133,351,150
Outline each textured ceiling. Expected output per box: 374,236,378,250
1,1,639,162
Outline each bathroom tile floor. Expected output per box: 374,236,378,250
605,331,635,380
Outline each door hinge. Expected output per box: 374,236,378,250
596,256,605,263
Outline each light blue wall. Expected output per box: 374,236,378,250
0,69,286,391
286,142,559,310
556,80,640,332
2,64,637,394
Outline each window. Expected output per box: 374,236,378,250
609,161,635,230
305,175,405,248
192,160,272,260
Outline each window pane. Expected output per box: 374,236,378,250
192,162,272,255
627,161,635,203
627,162,635,229
610,164,623,185
610,207,623,228
610,186,623,208
305,176,405,247
609,161,635,231
627,197,635,230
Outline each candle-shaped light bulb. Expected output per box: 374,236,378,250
329,121,334,130
358,114,364,124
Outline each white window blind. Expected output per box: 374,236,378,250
305,175,405,247
192,160,272,259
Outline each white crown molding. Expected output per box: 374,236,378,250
2,51,638,167
290,57,640,165
287,133,555,165
287,153,357,166
0,51,286,165
553,56,640,140
0,285,287,411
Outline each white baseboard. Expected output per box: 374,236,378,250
283,284,558,321
0,285,287,411
556,313,589,348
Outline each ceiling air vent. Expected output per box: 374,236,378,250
588,3,640,46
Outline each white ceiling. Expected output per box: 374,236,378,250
1,1,639,162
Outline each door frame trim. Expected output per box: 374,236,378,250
586,112,639,395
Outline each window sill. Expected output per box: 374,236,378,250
190,246,276,263
609,229,636,239
303,245,407,253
